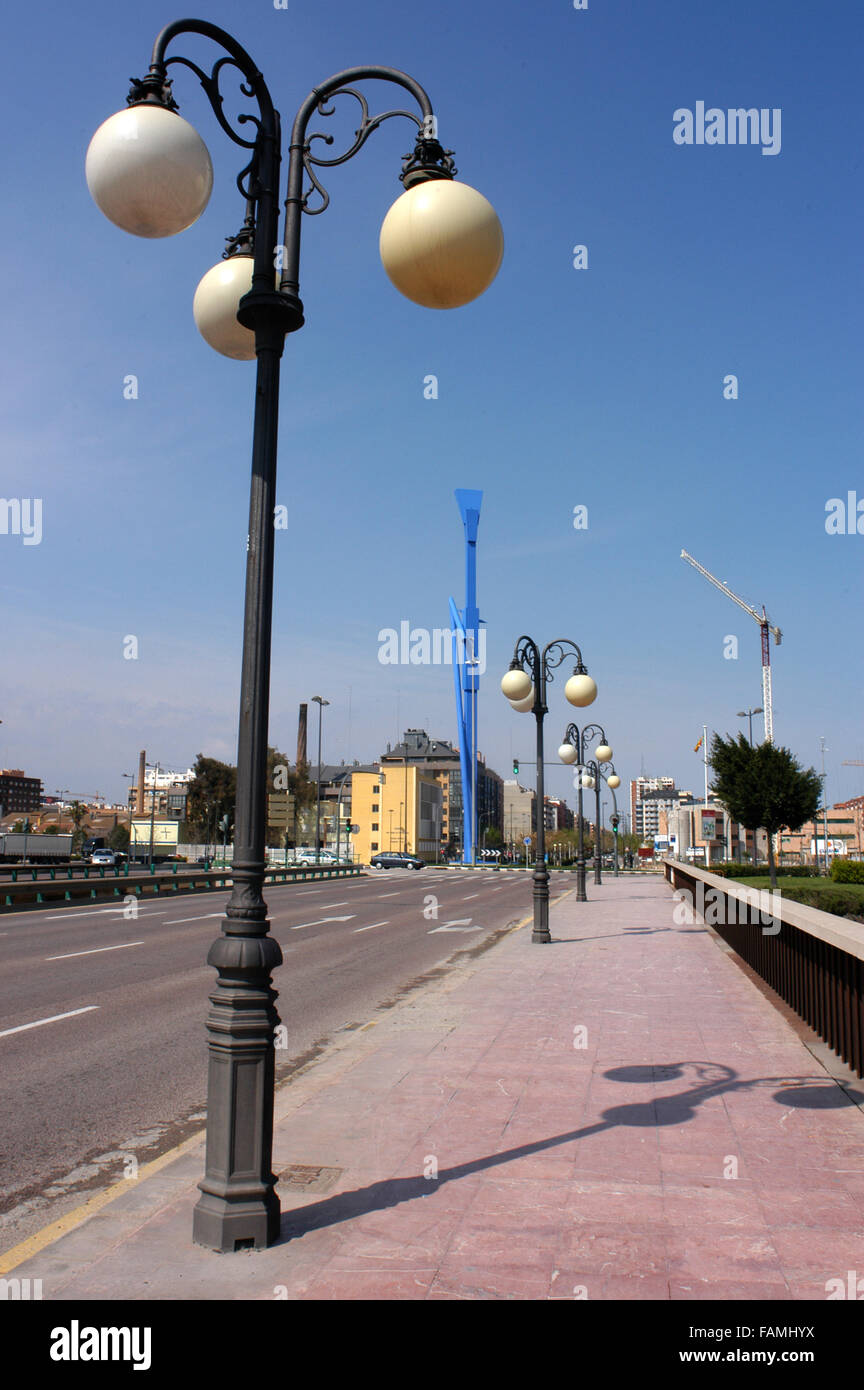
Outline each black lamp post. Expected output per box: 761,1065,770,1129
558,724,613,901
584,759,604,885
599,762,622,877
501,639,598,943
87,19,503,1254
311,696,329,863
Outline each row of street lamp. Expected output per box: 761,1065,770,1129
499,637,623,943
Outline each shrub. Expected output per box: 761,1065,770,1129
830,858,864,884
780,885,864,919
712,862,815,879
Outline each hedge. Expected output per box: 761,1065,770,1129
831,859,864,884
778,885,864,919
711,862,817,879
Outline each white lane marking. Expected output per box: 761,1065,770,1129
428,921,483,933
291,915,355,931
41,906,169,921
295,889,325,895
0,1006,99,1038
46,941,145,961
462,894,480,900
317,902,349,909
164,912,223,924
377,893,399,898
353,921,390,933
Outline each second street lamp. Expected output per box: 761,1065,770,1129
501,638,597,943
558,725,612,900
87,18,503,1255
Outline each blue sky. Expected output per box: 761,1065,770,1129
1,0,862,816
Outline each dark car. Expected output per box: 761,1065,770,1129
369,852,424,870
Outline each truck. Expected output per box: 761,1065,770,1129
0,832,74,862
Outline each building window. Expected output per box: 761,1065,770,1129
372,823,379,831
372,803,379,811
371,842,378,851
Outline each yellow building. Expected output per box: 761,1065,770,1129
351,765,443,863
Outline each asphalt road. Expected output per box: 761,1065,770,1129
0,866,574,1254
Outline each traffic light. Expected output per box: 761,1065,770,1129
513,759,519,776
611,813,620,833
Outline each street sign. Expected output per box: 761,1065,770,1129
523,836,531,845
267,792,293,826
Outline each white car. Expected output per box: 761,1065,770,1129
90,849,117,866
293,850,337,866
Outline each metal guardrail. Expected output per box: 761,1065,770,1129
0,863,363,910
663,858,864,1079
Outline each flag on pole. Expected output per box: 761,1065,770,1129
694,736,703,753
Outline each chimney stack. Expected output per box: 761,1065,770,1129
297,704,308,768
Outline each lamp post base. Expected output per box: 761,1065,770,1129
532,864,551,942
192,921,283,1253
192,1189,281,1253
576,859,587,902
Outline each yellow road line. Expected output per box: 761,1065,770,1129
0,886,573,1273
0,1128,205,1275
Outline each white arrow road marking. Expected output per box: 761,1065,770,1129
46,941,145,961
0,1006,99,1038
428,919,483,933
164,912,223,925
291,915,355,930
41,906,168,921
354,921,389,933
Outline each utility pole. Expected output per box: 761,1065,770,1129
820,736,829,873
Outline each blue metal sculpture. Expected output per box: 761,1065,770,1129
449,489,483,864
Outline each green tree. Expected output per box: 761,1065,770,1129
66,800,91,854
186,755,237,844
710,733,821,889
108,824,130,853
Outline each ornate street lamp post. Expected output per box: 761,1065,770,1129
86,18,503,1254
501,639,597,943
558,725,612,901
599,762,622,876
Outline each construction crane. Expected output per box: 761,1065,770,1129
681,550,782,743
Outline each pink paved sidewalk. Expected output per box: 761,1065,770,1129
9,874,864,1300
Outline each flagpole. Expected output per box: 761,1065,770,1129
703,723,708,807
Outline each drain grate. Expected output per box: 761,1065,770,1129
278,1164,343,1193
